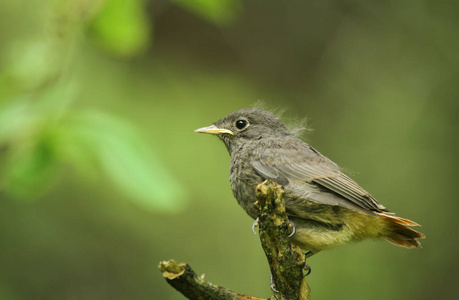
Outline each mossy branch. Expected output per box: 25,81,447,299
159,180,311,300
255,180,310,300
158,260,263,300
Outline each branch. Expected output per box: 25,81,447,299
159,180,311,300
158,260,263,300
255,180,310,300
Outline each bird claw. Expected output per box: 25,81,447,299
252,217,259,235
270,274,279,293
303,264,312,276
287,219,296,237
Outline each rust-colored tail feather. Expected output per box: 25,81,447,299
376,212,425,248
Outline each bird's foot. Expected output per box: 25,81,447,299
270,274,279,293
303,264,312,276
303,251,313,276
287,219,296,237
252,217,259,235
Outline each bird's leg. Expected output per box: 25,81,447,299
251,217,259,234
302,251,318,276
304,251,315,259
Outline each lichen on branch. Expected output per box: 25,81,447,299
159,180,311,300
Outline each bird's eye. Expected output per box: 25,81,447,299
235,119,248,129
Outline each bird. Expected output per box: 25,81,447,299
195,108,424,257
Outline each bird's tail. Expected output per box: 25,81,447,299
376,212,425,248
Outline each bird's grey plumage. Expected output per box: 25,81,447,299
196,108,424,253
213,108,387,218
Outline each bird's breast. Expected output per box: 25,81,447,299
229,152,263,219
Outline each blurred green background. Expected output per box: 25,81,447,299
0,0,458,299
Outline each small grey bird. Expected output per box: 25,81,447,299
195,108,424,256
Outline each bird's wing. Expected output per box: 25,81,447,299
251,144,387,212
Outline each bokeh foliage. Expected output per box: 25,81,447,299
0,0,458,299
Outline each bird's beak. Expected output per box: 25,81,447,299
195,125,234,135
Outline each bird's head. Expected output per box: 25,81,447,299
195,108,290,153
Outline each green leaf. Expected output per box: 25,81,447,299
0,80,75,144
0,81,76,198
171,0,241,25
1,137,57,198
0,99,35,145
1,38,63,91
88,0,152,57
55,110,186,212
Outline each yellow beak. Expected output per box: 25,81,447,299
195,125,234,135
